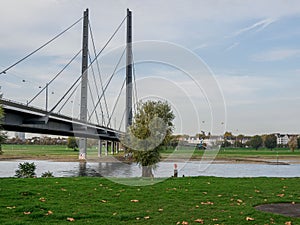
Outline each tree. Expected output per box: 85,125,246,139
224,131,234,140
124,100,175,177
250,135,262,150
288,136,297,152
235,134,245,148
297,137,300,149
67,137,78,151
223,131,234,147
264,134,277,150
0,103,7,154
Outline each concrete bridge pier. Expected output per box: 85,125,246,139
79,138,87,160
105,140,108,156
111,141,115,155
98,139,102,158
79,8,89,160
116,142,119,154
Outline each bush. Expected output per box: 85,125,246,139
15,162,36,178
41,171,54,178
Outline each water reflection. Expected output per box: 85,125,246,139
0,160,299,178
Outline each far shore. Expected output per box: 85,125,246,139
1,154,300,164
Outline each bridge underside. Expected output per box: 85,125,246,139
3,107,120,142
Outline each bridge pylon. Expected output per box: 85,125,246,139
125,8,133,130
79,8,89,160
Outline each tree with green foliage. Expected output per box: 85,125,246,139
125,100,175,177
67,137,78,151
223,131,234,147
0,103,7,154
250,135,263,150
288,136,297,152
264,134,277,150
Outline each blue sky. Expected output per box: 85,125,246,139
1,0,300,136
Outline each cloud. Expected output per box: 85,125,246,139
228,18,277,38
251,48,300,61
216,74,277,105
225,42,240,51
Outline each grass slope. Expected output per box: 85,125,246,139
0,177,299,224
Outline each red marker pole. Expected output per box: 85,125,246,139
174,163,178,177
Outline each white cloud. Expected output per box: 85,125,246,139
225,42,240,51
229,18,277,38
252,48,300,61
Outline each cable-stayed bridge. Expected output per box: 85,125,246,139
0,9,137,159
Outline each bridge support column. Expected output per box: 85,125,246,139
105,141,108,156
98,139,102,158
79,8,89,160
111,141,115,155
116,142,119,154
125,8,133,129
79,138,87,160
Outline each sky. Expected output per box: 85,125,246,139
1,0,300,136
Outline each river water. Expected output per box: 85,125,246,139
0,160,299,178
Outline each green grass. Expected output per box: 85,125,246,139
2,144,300,161
0,177,299,224
1,145,101,160
160,146,300,160
217,148,300,159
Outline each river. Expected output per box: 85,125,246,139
0,160,299,178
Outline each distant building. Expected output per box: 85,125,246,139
185,135,223,149
275,133,289,145
15,132,25,141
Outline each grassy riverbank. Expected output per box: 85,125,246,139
0,177,299,224
1,144,300,162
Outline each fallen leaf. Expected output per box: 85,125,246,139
144,216,150,219
194,218,204,223
246,216,255,221
255,189,260,193
136,217,140,220
158,208,164,212
292,202,295,204
237,199,243,203
201,201,214,205
195,205,199,208
113,212,117,216
39,197,46,202
67,217,75,222
61,188,67,192
277,193,285,197
24,211,31,215
131,199,139,202
101,200,107,203
285,221,292,225
217,194,222,197
6,206,16,209
45,210,53,216
182,221,189,225
212,218,218,221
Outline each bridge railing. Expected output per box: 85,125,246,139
1,98,123,135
